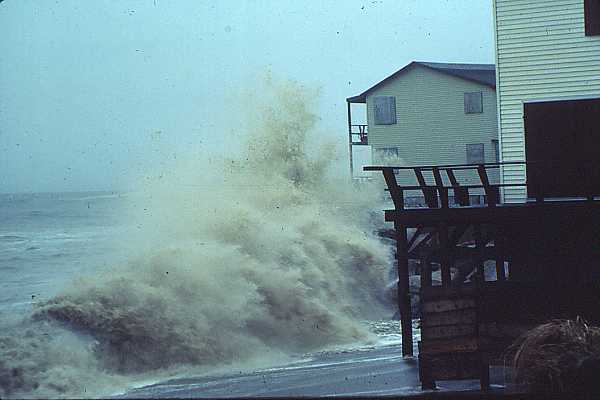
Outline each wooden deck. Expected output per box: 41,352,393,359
365,162,600,390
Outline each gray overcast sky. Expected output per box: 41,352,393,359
0,0,494,193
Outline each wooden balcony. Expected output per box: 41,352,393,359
350,124,368,145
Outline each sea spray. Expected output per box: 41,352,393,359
0,79,393,398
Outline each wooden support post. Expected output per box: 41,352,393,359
495,225,506,281
347,102,353,179
474,224,485,283
395,220,413,357
480,353,491,391
438,223,452,286
420,255,432,288
419,360,436,391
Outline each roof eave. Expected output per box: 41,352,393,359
346,61,496,104
346,95,366,103
417,63,496,89
346,61,418,104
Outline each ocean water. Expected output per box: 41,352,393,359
0,191,128,315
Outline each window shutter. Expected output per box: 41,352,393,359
585,0,600,36
466,143,485,164
374,96,397,125
464,92,483,114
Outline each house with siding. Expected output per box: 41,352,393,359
493,0,600,202
346,61,499,202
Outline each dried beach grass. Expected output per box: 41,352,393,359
507,318,600,394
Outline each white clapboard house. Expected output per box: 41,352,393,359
493,0,600,202
346,61,499,204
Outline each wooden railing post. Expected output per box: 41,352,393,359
382,168,404,210
414,168,438,208
477,164,498,207
432,167,449,209
446,168,470,206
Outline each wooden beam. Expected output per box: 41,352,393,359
438,223,452,286
384,200,600,227
407,226,423,250
432,167,449,209
495,226,506,281
414,168,438,208
474,224,485,283
382,168,404,210
421,255,433,288
447,169,470,206
477,165,498,207
363,160,527,172
446,169,459,186
409,230,435,256
395,220,413,357
347,102,353,178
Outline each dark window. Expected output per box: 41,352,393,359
373,96,397,125
466,143,485,164
585,0,600,36
464,92,483,114
492,139,500,162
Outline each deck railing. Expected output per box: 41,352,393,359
349,124,368,145
364,161,533,210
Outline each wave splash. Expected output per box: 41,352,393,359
1,80,392,398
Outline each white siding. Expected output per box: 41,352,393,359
365,65,498,191
494,0,600,202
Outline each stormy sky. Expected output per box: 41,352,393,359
0,0,494,193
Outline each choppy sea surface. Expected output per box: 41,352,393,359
0,192,426,397
0,191,129,316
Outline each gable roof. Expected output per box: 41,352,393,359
347,61,496,103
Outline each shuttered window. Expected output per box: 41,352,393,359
585,0,600,36
373,96,397,125
464,92,483,114
466,143,485,164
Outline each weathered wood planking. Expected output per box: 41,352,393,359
422,299,476,314
418,337,479,355
419,351,483,381
421,324,477,341
419,285,490,389
421,309,477,328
